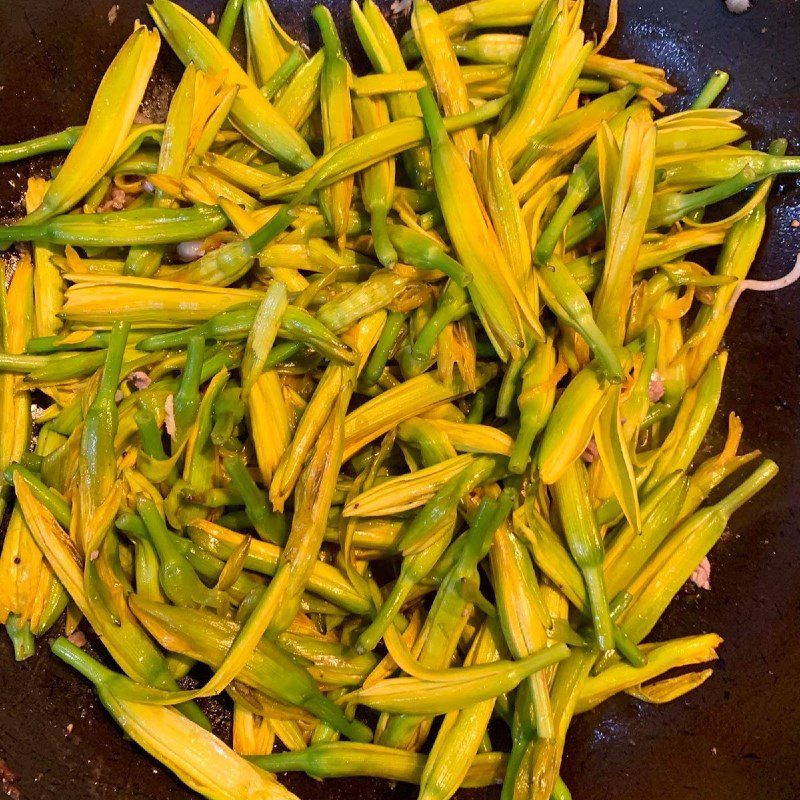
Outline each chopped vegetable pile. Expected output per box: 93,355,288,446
0,0,796,798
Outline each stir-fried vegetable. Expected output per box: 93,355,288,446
0,2,793,800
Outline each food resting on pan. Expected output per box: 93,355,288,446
0,1,797,799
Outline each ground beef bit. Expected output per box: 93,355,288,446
648,371,666,403
98,186,130,212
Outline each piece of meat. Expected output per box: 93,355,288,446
164,394,176,438
67,630,87,648
390,0,413,15
97,186,130,212
690,557,712,591
128,370,151,390
648,371,666,403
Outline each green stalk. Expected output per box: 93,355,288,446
6,614,35,661
378,497,508,749
553,461,614,650
387,225,472,288
134,405,168,461
77,320,129,534
4,464,71,527
217,0,244,49
0,126,83,164
172,334,205,443
249,744,506,786
412,283,471,360
222,456,286,545
622,460,778,642
536,256,623,382
137,495,220,608
363,311,405,387
211,384,246,447
534,103,648,263
0,205,228,248
690,69,730,110
262,45,305,100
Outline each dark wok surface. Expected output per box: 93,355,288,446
1,1,799,798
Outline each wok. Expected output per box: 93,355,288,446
0,1,798,798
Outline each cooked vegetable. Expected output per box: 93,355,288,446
0,2,791,799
